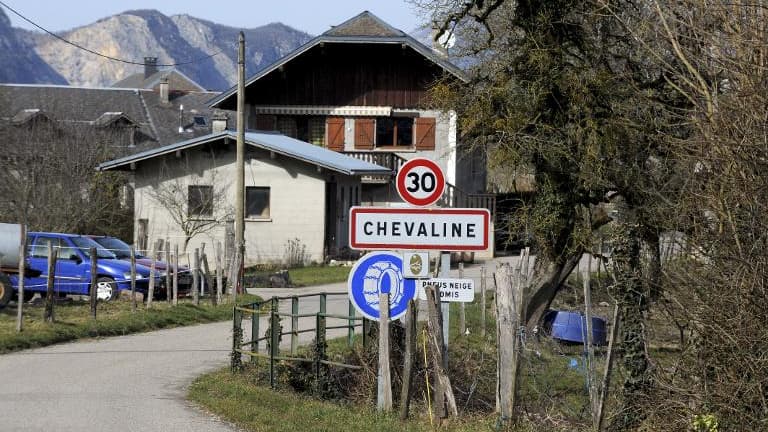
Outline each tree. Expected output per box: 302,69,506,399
417,0,689,428
0,115,133,238
146,167,232,254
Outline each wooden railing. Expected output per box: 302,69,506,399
344,151,497,220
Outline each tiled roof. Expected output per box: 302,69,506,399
0,84,224,147
97,130,393,177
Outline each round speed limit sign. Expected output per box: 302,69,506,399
396,158,446,206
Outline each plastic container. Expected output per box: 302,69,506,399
543,310,607,346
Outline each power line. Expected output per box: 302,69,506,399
0,0,228,67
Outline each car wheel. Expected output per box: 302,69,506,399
0,272,13,309
96,277,117,301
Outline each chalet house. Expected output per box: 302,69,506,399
208,11,493,216
97,131,391,264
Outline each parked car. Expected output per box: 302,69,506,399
88,236,192,298
9,232,160,301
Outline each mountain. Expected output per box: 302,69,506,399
5,9,311,91
0,8,66,84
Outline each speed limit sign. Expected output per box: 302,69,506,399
396,158,446,206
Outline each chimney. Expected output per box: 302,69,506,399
144,57,158,78
159,77,169,104
211,111,229,133
431,23,448,58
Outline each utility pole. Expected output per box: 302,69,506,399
235,31,246,298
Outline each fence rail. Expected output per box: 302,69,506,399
231,292,370,389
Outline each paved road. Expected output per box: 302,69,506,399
0,258,518,432
0,284,350,432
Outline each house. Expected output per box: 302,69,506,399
207,11,492,215
0,71,224,242
97,131,392,264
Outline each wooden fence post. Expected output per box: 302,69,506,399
215,242,223,304
399,299,417,420
147,244,157,309
165,239,171,304
15,226,26,333
458,262,466,336
43,244,57,323
597,303,621,431
130,246,137,312
425,284,458,421
172,244,179,306
377,292,392,412
480,265,487,337
202,253,214,305
494,248,529,424
583,254,598,426
193,248,200,305
495,263,515,421
89,248,97,319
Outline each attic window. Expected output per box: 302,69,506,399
193,116,207,127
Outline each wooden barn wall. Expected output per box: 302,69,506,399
244,44,447,108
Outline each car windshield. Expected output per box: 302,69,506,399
71,236,116,259
91,237,138,259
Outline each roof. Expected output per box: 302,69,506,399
112,69,206,92
0,84,223,148
209,11,467,108
97,130,394,177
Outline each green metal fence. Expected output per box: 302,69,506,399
231,292,370,389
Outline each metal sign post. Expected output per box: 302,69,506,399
440,252,450,350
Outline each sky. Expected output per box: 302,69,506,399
2,0,429,36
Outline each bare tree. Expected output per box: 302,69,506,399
146,169,232,253
0,116,132,237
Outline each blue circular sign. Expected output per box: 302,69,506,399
347,251,417,321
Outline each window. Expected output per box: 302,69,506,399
276,116,326,146
193,116,207,127
246,187,270,219
188,185,213,218
375,117,413,148
30,237,61,258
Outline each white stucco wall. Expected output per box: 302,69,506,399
131,142,329,266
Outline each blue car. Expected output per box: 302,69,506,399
11,232,161,301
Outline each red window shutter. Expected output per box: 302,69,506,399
255,114,276,131
414,117,436,150
326,117,345,151
354,118,375,150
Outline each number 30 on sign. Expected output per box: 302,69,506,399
396,158,446,207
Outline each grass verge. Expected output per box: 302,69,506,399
0,294,259,353
288,265,351,287
189,366,492,432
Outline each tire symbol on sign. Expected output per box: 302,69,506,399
348,252,417,321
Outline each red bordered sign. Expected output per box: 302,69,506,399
349,207,490,251
396,158,446,206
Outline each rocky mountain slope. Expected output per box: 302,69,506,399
3,9,311,91
0,8,66,84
